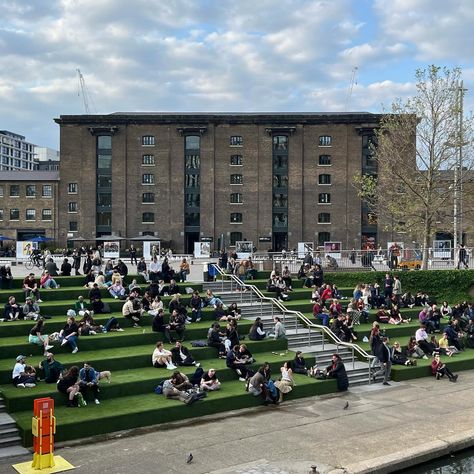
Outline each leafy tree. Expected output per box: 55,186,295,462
354,66,473,269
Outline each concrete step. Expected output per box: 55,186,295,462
0,435,23,448
0,426,19,440
0,444,31,461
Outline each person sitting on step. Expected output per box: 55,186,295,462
38,352,64,383
57,366,83,407
274,361,294,403
292,351,309,375
152,341,177,370
12,355,36,388
269,316,286,339
170,340,201,367
59,312,79,354
249,317,266,341
431,353,458,382
226,345,251,381
28,318,54,355
79,362,101,405
200,368,221,391
122,295,143,328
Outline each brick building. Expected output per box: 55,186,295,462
0,171,60,242
55,112,387,252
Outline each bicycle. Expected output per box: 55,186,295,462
24,254,44,271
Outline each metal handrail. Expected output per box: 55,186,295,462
209,264,375,381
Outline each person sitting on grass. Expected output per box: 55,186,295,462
238,344,254,364
415,324,436,358
152,309,172,343
78,311,102,336
89,283,106,313
207,323,226,357
147,295,163,316
152,341,177,370
269,316,286,339
435,333,457,356
22,297,41,321
74,295,88,317
23,273,42,302
200,368,221,391
407,336,427,359
203,289,224,308
40,270,59,289
188,291,203,322
12,355,36,388
444,320,464,353
391,342,417,366
28,319,54,356
274,361,294,403
162,377,198,405
248,363,274,403
83,270,95,288
249,317,266,341
226,302,242,320
122,295,143,328
388,304,411,325
431,353,458,382
292,351,309,375
59,312,79,354
79,362,101,405
375,305,390,324
168,294,189,322
170,370,194,391
325,353,349,391
169,309,186,341
57,366,84,407
3,296,21,321
38,352,64,383
214,302,228,321
226,345,251,381
170,340,201,367
109,280,126,299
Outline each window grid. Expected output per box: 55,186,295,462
142,174,155,185
229,136,243,146
230,174,243,185
10,209,19,220
318,135,332,147
318,193,331,204
26,185,36,197
142,212,155,223
142,155,155,166
142,192,155,204
42,185,52,197
42,209,52,221
318,174,332,185
142,136,156,146
10,185,19,197
26,209,36,221
318,155,332,166
68,183,78,194
230,193,243,204
230,212,243,223
230,155,243,166
318,212,331,224
68,202,78,213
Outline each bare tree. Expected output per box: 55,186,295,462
354,66,473,269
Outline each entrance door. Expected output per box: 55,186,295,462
185,232,200,254
272,233,288,252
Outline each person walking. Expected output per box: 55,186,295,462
373,337,392,386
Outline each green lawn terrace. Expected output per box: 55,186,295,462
1,269,474,447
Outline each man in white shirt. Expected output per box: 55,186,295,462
148,257,162,283
415,324,435,358
12,355,36,388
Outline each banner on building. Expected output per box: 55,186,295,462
324,241,342,259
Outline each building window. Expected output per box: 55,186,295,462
142,155,155,166
273,135,288,151
230,213,243,223
318,212,331,223
0,185,3,197
230,136,243,146
142,174,155,185
10,185,19,197
26,209,36,221
273,175,289,188
185,155,200,169
10,209,19,220
318,232,331,246
42,209,52,221
26,185,36,197
97,212,111,227
230,174,243,185
318,155,331,166
97,194,112,207
230,232,242,245
142,192,155,204
69,221,78,232
318,174,331,185
142,135,155,146
273,213,288,227
185,212,200,226
230,193,243,204
273,194,288,208
318,193,331,204
0,209,3,220
185,194,200,207
142,212,155,223
42,185,52,197
98,136,112,149
185,174,200,188
68,183,78,193
185,136,200,150
230,155,243,166
318,135,332,147
68,202,78,213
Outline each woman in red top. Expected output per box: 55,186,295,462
431,354,457,382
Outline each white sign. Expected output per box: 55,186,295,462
194,241,211,258
298,242,314,259
103,241,120,259
236,241,253,259
16,241,38,259
143,241,161,261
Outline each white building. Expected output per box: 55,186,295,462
0,130,37,171
35,146,60,171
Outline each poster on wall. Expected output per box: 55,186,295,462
194,241,211,258
16,241,38,259
236,241,253,259
298,242,314,259
143,241,161,261
433,240,451,259
103,241,120,259
324,241,342,259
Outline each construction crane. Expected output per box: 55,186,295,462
345,66,358,111
76,68,95,114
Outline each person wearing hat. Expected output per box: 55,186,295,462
12,355,36,388
39,353,64,383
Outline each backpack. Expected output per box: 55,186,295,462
191,340,207,347
154,380,165,394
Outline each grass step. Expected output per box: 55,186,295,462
11,374,337,447
0,337,288,384
1,351,310,412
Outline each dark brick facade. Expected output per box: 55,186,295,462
55,113,383,252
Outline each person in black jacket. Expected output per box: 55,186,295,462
208,323,225,357
226,345,251,381
151,309,172,343
292,351,309,375
0,264,13,290
373,337,392,385
60,258,72,276
170,341,200,367
326,353,349,391
249,317,266,341
88,283,105,313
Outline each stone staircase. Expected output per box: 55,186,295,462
0,397,30,460
203,278,373,387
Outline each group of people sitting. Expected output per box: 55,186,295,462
12,353,111,407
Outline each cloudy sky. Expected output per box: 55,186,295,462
2,0,474,149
